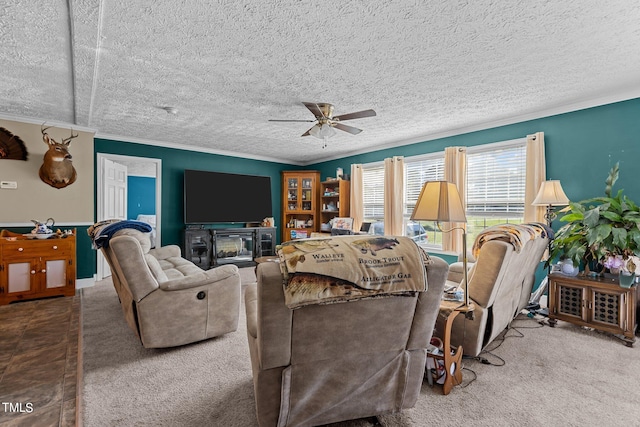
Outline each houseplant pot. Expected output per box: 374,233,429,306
618,271,636,288
549,162,640,284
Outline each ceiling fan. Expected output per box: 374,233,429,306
269,102,376,145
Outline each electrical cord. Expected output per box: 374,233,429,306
467,315,543,367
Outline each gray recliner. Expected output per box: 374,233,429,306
244,253,449,426
100,228,241,348
437,223,550,357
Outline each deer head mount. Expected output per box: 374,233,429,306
39,125,78,189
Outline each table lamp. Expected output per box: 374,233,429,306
410,181,471,309
532,180,569,226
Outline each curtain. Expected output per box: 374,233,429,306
443,147,467,254
384,156,404,236
350,164,364,233
524,132,546,223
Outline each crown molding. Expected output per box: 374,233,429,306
95,132,298,166
0,113,97,134
4,88,640,167
305,89,640,165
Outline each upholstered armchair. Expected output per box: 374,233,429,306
437,223,550,357
244,251,449,426
99,228,241,348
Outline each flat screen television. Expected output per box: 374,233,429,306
184,169,273,224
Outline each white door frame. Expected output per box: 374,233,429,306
96,153,162,280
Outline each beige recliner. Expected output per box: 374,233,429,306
438,223,550,357
99,228,241,348
244,254,449,427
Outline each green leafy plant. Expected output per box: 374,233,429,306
549,163,640,269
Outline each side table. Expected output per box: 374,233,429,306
428,300,474,395
548,273,637,346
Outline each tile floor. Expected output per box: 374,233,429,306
0,295,80,427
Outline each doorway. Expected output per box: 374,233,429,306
96,153,162,280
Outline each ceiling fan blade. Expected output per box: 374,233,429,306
268,119,316,122
333,123,362,135
333,109,377,121
302,102,325,118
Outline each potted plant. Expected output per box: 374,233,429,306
549,163,640,285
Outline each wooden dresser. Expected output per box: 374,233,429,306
0,231,76,305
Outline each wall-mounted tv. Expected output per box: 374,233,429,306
184,169,273,224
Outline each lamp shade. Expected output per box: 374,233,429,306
410,181,467,223
309,123,336,139
532,180,569,206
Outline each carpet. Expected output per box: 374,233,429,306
82,269,640,426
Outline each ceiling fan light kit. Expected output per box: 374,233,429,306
269,102,376,148
309,123,336,139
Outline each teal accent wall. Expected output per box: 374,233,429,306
94,139,288,250
88,97,640,286
127,176,156,220
309,97,640,288
310,98,640,202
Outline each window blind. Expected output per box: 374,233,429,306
404,156,445,215
467,143,526,217
362,164,385,220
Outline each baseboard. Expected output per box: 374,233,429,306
76,278,95,289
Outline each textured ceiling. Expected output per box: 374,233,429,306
2,1,640,165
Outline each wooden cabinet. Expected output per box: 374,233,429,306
281,171,320,242
548,274,638,346
319,179,350,229
0,232,76,305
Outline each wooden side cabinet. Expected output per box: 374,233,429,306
0,232,76,305
281,171,320,242
548,273,638,346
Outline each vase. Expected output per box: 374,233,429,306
618,271,635,288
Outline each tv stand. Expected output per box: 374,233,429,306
184,226,276,269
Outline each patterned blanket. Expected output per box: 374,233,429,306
87,219,153,249
471,222,553,259
277,235,431,309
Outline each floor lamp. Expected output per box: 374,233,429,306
410,181,472,310
529,180,569,310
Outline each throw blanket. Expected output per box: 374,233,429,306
88,219,153,249
471,222,553,259
277,235,430,309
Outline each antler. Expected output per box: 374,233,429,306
62,129,78,145
41,123,53,145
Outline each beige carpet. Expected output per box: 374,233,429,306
82,268,640,426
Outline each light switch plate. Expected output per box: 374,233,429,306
0,181,18,189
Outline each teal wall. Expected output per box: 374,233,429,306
94,139,290,250
127,176,156,220
88,97,640,284
309,97,640,288
310,98,640,203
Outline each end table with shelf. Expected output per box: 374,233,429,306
428,300,474,395
548,273,638,347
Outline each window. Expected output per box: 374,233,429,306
466,140,526,243
362,163,385,223
359,138,526,250
404,154,445,248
